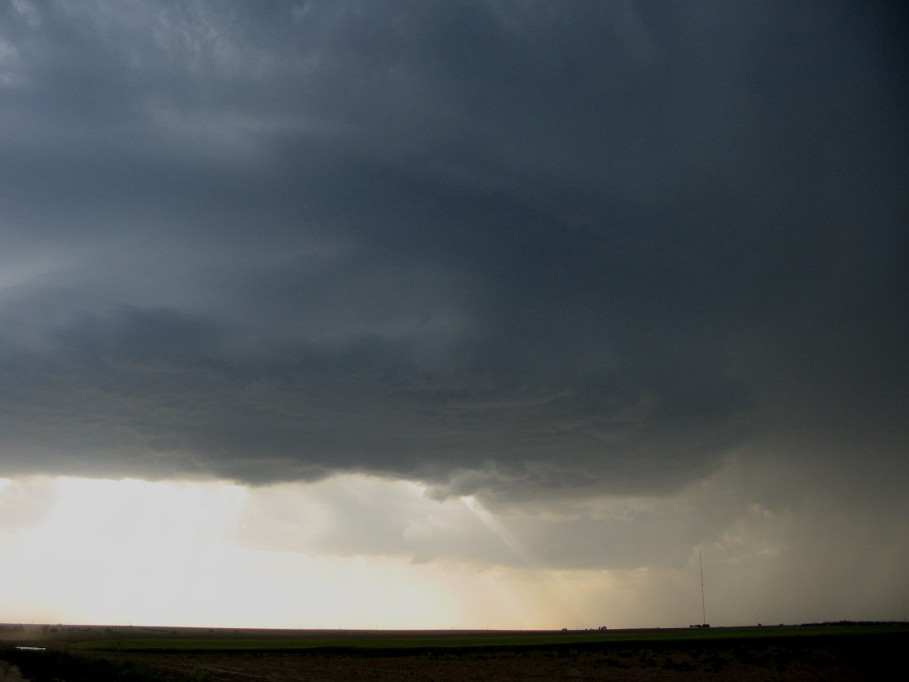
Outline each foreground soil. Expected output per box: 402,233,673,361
71,635,904,681
3,626,906,681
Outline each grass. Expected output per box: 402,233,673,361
4,623,906,681
68,623,909,654
0,648,165,682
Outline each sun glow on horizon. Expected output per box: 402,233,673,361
0,475,622,629
0,477,249,625
0,474,767,630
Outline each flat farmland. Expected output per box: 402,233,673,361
2,623,906,681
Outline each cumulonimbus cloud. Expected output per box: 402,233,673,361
0,0,905,508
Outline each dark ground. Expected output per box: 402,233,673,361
2,625,906,681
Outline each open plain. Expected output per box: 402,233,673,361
1,623,906,681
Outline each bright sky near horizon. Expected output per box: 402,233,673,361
0,1,907,629
0,475,611,629
1,470,904,629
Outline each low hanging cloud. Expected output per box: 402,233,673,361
0,1,906,509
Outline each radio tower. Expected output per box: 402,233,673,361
699,551,707,627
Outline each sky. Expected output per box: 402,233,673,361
0,0,907,630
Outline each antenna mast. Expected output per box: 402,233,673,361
699,551,707,626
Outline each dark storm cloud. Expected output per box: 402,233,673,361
0,1,906,500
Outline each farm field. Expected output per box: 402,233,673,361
2,622,906,681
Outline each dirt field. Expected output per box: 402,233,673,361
2,625,905,681
73,635,904,681
0,661,27,681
